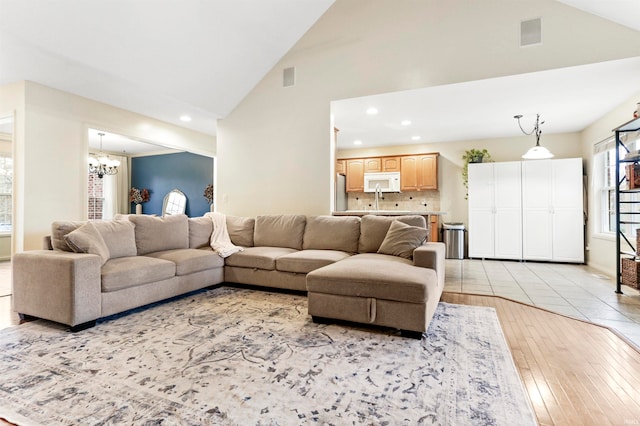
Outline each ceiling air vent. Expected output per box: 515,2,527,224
520,18,542,46
283,67,296,87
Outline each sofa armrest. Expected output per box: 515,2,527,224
12,250,102,327
413,242,446,289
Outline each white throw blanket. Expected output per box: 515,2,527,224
206,212,243,258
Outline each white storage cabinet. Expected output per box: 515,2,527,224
468,162,522,260
468,158,584,263
522,158,584,263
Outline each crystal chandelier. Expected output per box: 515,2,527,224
88,132,120,178
514,114,554,160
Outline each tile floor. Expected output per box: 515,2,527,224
445,258,640,348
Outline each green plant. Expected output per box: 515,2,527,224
462,149,493,199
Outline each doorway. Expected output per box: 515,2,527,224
0,114,13,298
87,129,130,220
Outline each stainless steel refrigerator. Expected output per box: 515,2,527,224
335,174,347,211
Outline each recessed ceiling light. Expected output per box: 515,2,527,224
401,120,412,126
354,140,363,145
180,115,192,122
411,136,421,141
366,108,378,115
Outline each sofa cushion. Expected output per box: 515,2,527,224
276,250,352,274
188,217,213,249
377,220,428,259
145,248,224,276
101,256,176,292
92,220,138,259
64,222,110,265
303,215,360,253
307,253,435,304
358,215,427,253
224,246,297,270
51,221,85,252
129,214,189,255
226,216,255,247
254,215,306,250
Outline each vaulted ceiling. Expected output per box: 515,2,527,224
0,0,335,137
1,0,639,152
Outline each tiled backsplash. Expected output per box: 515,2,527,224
347,191,440,211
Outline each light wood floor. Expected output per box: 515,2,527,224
442,292,640,426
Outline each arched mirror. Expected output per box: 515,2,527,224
163,189,187,216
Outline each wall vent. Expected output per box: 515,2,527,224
283,67,296,87
520,18,542,46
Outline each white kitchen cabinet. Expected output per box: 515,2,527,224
469,158,583,263
468,162,522,260
522,158,584,262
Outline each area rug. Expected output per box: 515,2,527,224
0,287,536,425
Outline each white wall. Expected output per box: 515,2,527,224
9,81,215,251
581,92,640,275
217,0,640,217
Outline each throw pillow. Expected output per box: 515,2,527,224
64,222,110,265
92,220,137,258
377,220,428,259
358,215,427,253
303,215,360,253
225,215,255,247
51,221,85,252
189,216,214,248
254,215,306,250
129,214,189,255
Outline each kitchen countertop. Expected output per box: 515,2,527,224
332,210,446,216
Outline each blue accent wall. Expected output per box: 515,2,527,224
131,152,213,217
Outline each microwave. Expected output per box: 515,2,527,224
364,172,401,192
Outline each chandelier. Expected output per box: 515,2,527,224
88,132,120,178
514,113,554,160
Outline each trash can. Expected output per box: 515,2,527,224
442,223,465,259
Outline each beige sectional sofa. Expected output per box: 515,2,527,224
13,214,224,331
12,213,445,337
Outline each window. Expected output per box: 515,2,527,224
0,155,12,233
596,133,640,237
88,172,104,220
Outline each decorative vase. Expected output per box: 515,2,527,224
135,204,142,215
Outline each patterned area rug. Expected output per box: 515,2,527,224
0,287,536,425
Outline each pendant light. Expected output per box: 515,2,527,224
514,114,554,160
88,132,120,178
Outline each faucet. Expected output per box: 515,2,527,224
374,184,381,211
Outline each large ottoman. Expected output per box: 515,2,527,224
306,252,441,338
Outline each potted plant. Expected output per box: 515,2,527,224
203,183,214,211
130,187,150,214
462,149,492,198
